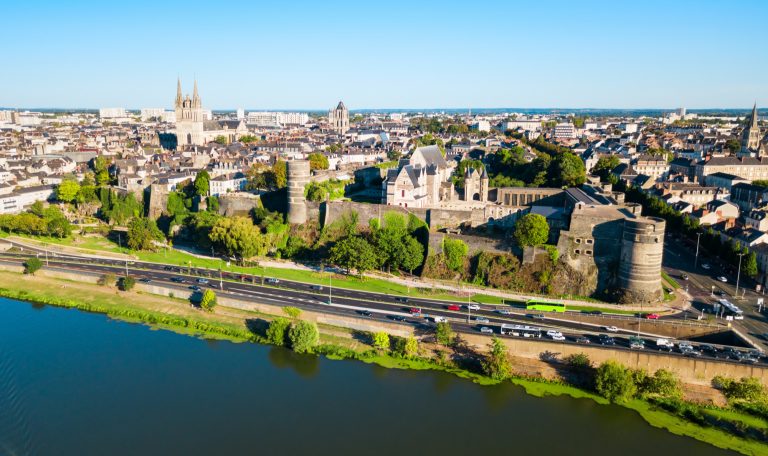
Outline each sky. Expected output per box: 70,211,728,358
1,0,766,110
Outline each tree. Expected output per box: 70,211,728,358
714,376,766,402
549,153,586,187
742,250,758,278
266,318,290,346
91,156,111,186
97,273,115,287
308,152,330,171
214,135,228,145
209,216,265,259
595,361,637,403
640,369,681,398
435,321,454,346
328,236,378,276
591,155,621,180
56,179,81,203
271,160,287,189
372,332,390,351
725,138,742,154
442,237,468,272
403,337,419,357
513,213,550,247
481,337,511,381
194,170,211,197
288,320,319,353
239,134,259,144
200,289,217,312
126,217,165,251
118,276,135,291
23,257,43,275
206,195,219,213
396,235,424,273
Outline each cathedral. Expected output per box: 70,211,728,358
174,78,247,148
740,103,765,157
328,101,349,134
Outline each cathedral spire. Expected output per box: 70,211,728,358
175,77,183,108
192,78,201,108
751,102,759,128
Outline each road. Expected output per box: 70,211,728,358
662,235,768,347
1,244,765,366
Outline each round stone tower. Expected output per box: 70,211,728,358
286,160,310,224
618,216,666,303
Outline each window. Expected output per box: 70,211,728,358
401,190,405,197
586,239,593,245
585,250,593,255
575,249,581,255
575,238,582,244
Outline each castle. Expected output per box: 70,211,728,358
174,78,247,147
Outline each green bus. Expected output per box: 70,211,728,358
525,299,566,312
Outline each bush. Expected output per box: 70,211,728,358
118,276,135,291
392,336,419,358
713,376,766,402
283,306,301,318
595,361,637,403
23,257,43,275
641,369,681,398
435,321,454,346
288,320,319,353
481,337,511,380
266,318,291,346
564,353,591,369
97,273,115,287
513,213,549,247
200,289,217,312
372,331,390,351
442,238,468,272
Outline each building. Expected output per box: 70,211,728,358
741,103,763,155
140,108,166,121
695,156,768,182
383,145,453,208
99,108,126,119
553,123,576,140
209,172,247,196
174,79,247,147
0,185,55,214
328,101,349,134
633,155,669,181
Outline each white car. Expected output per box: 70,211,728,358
717,276,728,283
701,264,711,270
496,308,512,315
479,326,494,334
466,304,481,311
604,326,619,332
546,330,565,341
474,316,490,323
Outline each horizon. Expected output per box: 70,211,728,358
2,0,766,109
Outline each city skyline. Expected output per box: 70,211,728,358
2,0,767,109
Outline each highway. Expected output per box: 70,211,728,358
1,243,765,366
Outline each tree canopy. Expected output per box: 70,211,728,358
56,179,81,203
308,152,330,171
208,216,265,259
513,213,549,247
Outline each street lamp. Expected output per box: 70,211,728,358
694,232,702,269
735,253,745,299
328,273,332,305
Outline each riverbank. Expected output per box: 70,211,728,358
0,271,764,455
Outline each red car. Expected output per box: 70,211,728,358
645,313,660,320
409,308,422,315
447,305,461,311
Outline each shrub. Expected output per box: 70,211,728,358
713,376,766,402
23,257,43,275
435,321,454,346
481,337,511,380
442,238,468,272
118,275,135,291
97,273,115,287
564,353,591,369
288,320,319,353
372,331,390,351
283,306,302,319
200,289,217,312
266,318,291,346
641,369,681,398
595,361,637,403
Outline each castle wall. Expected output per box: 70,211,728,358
218,193,261,217
286,160,310,224
619,217,666,302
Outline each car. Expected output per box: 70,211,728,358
723,348,743,361
188,285,201,291
163,266,173,271
682,347,702,357
209,283,220,289
598,334,615,345
603,325,619,332
466,304,481,311
358,310,373,317
629,337,645,349
395,297,409,303
656,338,675,350
474,316,490,324
197,278,209,284
266,278,280,284
714,289,726,297
589,310,603,316
447,305,461,311
576,336,591,344
479,326,494,334
546,330,565,341
310,285,324,291
717,276,728,283
645,313,660,320
390,315,406,322
678,341,694,352
433,316,448,323
681,273,689,280
699,344,720,358
702,263,711,270
138,278,151,283
170,277,185,283
528,313,546,320
495,308,512,315
409,308,422,315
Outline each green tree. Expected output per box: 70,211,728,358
591,155,621,180
442,237,468,272
271,160,287,189
481,337,511,381
91,156,111,186
595,361,637,403
56,179,81,203
396,235,424,273
372,332,391,351
549,153,586,187
126,217,165,251
435,321,454,346
206,195,219,213
403,336,419,357
208,216,265,259
118,275,135,291
640,369,681,398
266,318,290,346
742,249,758,278
282,306,302,318
288,320,319,353
194,170,211,197
214,135,228,145
725,138,742,154
714,376,766,402
513,213,550,247
328,236,378,276
23,257,43,275
308,152,330,171
199,289,217,312
239,134,259,144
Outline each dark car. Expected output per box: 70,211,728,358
395,297,409,303
589,310,603,316
723,348,743,361
576,336,591,344
163,266,173,271
170,277,184,283
389,315,406,322
138,278,151,283
359,310,373,317
311,285,324,291
598,334,616,345
699,344,720,358
209,283,220,289
188,285,201,291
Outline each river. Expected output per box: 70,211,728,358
0,297,735,455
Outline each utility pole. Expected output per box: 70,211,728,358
694,232,702,269
219,267,223,290
467,288,471,323
736,253,744,299
328,273,332,305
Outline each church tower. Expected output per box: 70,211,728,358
175,78,204,147
741,103,762,155
328,101,349,134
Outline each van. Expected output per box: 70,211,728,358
656,338,674,350
433,316,448,323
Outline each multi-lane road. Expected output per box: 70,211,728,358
1,241,765,366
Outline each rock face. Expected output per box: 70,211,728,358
286,160,310,224
550,260,599,297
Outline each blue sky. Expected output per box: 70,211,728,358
1,0,766,110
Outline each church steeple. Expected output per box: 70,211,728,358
751,102,759,128
192,79,201,108
175,77,183,108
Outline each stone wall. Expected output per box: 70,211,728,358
427,232,510,255
218,193,261,217
147,184,169,219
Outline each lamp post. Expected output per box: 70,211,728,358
694,232,702,269
328,273,332,305
735,253,745,299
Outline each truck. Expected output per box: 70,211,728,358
656,338,674,350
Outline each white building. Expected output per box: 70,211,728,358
140,108,166,121
553,123,576,139
99,108,127,119
0,185,55,214
209,172,247,196
502,119,541,132
236,108,245,120
471,120,491,132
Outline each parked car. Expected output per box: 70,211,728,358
479,326,494,334
447,305,461,311
603,326,619,332
717,276,728,283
